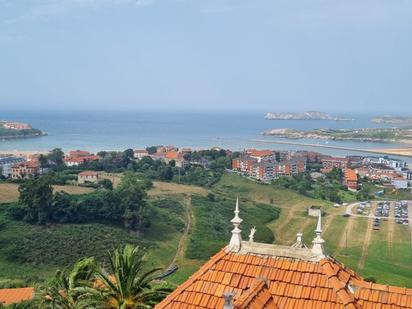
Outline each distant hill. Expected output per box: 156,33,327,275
372,116,412,125
0,121,46,140
265,111,353,121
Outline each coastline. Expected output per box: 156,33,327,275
251,139,412,158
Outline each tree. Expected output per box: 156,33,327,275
19,176,54,225
145,146,158,155
95,245,170,309
37,257,99,309
47,148,65,167
118,173,150,232
99,179,113,190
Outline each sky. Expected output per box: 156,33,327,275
0,0,412,113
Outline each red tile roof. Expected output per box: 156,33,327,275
79,171,98,177
155,248,363,309
246,149,274,158
0,287,34,305
345,169,358,182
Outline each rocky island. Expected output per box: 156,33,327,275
263,127,412,144
0,121,46,140
372,116,412,125
265,111,353,121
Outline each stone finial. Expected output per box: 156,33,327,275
248,226,256,243
228,197,243,252
311,212,325,257
223,291,235,309
291,232,307,248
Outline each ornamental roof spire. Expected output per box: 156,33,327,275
228,197,243,252
311,212,325,258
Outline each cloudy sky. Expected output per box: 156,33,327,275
1,0,411,112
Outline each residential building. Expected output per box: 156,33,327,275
64,150,99,166
232,151,306,182
320,156,348,173
156,200,412,308
164,151,186,168
0,156,25,177
78,171,99,184
11,161,40,179
245,149,275,162
133,149,149,160
392,178,409,189
345,168,358,191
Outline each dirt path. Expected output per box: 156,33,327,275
336,216,354,253
273,201,307,244
358,202,377,270
169,195,194,267
387,202,395,257
322,213,338,235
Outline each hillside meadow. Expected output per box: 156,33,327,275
0,174,411,288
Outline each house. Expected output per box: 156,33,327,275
345,168,358,191
321,156,348,173
64,150,99,166
156,200,412,309
11,161,40,179
0,156,25,177
307,205,322,217
133,149,149,160
392,178,409,189
78,171,99,184
0,287,34,306
164,151,186,167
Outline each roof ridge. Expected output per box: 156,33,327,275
320,258,359,308
234,278,267,307
155,248,229,309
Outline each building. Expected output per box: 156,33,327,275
307,205,322,217
233,152,306,182
321,156,348,173
134,149,149,160
0,287,34,306
164,151,186,168
392,178,409,189
78,171,99,184
0,156,25,177
1,121,32,130
11,161,40,179
156,200,412,309
245,149,275,162
64,150,99,167
345,168,358,191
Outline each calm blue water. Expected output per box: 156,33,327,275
0,110,410,163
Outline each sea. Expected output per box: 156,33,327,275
1,110,411,164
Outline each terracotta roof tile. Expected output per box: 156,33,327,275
156,247,412,309
0,287,34,305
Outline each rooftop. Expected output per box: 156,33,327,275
0,287,34,305
156,199,412,309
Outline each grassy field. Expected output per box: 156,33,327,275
0,183,94,203
211,174,412,287
1,173,412,289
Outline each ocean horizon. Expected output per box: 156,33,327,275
1,110,411,163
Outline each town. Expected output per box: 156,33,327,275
1,147,411,195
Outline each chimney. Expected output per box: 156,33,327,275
223,291,235,309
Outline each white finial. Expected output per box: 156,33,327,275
249,227,256,242
311,212,325,258
315,212,322,235
291,232,307,248
228,197,242,252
